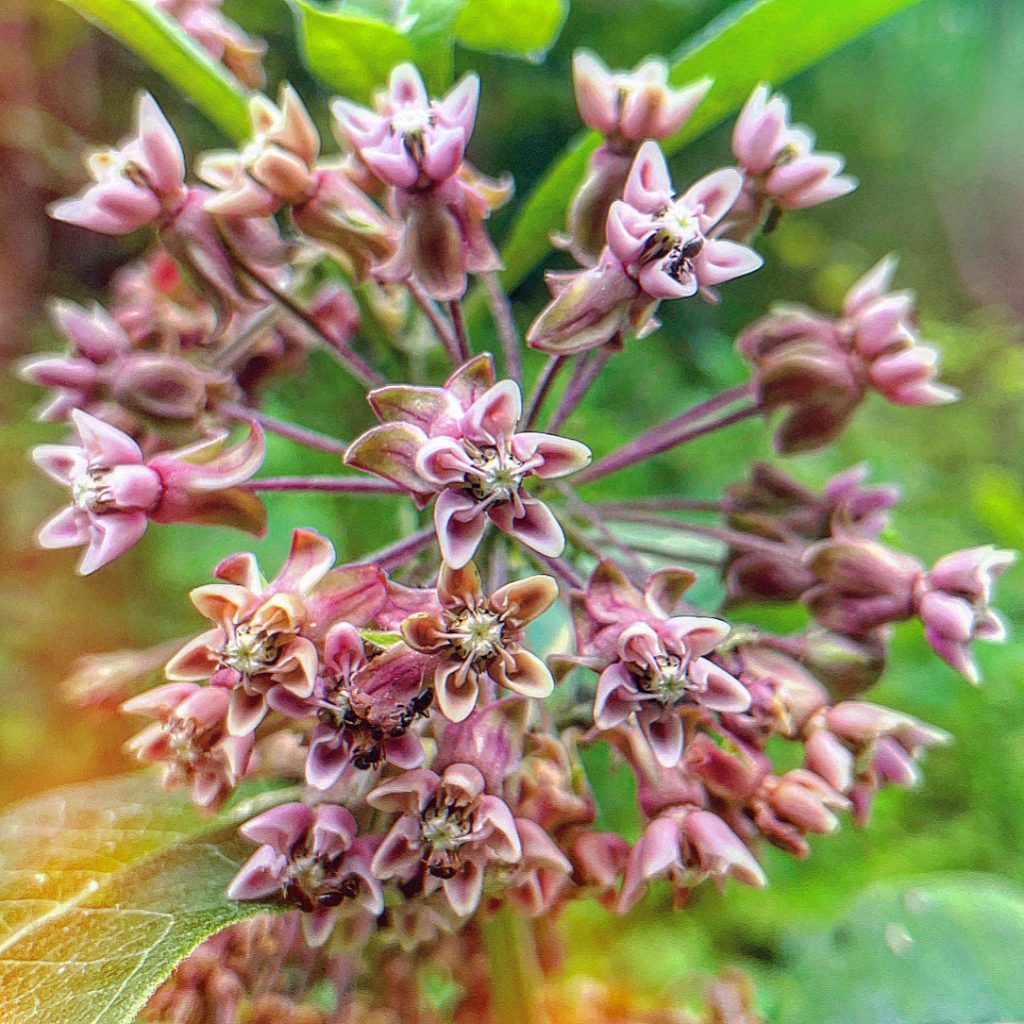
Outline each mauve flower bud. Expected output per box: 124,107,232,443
561,146,634,266
803,539,924,638
109,352,213,424
800,628,887,699
526,249,640,354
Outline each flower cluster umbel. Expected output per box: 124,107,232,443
24,40,1014,1024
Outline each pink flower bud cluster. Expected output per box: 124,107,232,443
739,256,958,452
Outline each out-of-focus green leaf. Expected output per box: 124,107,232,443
56,0,251,140
289,0,415,102
579,741,641,842
0,774,295,1024
496,0,925,296
776,874,1024,1024
454,0,568,60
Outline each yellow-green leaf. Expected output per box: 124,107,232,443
56,0,251,141
454,0,568,61
0,774,296,1024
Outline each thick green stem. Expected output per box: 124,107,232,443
480,906,547,1024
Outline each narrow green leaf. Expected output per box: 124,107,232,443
289,0,415,103
497,0,924,295
56,0,251,141
0,774,296,1024
454,0,569,60
777,875,1024,1024
405,0,466,90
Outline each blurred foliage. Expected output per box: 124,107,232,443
2,0,1023,1016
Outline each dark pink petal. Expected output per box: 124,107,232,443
271,528,335,594
688,658,750,713
312,804,358,857
681,167,742,228
302,907,338,948
32,444,87,485
416,436,475,486
306,728,347,790
384,732,426,769
593,662,640,729
443,860,484,917
371,816,425,880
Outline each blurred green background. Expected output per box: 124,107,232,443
2,0,1023,1014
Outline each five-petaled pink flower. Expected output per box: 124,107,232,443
620,807,766,911
368,764,522,917
345,355,591,568
228,802,383,946
32,410,266,574
123,681,253,811
571,561,749,767
332,63,479,192
305,623,429,789
401,561,558,722
50,93,186,235
165,529,386,735
732,83,856,212
917,545,1015,683
607,141,762,301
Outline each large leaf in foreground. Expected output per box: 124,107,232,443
0,774,293,1024
776,874,1024,1024
56,0,251,140
497,0,925,296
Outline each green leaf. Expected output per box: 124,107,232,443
579,741,641,842
777,874,1024,1024
359,628,404,648
289,0,415,103
0,774,296,1024
56,0,251,141
454,0,568,60
496,0,925,296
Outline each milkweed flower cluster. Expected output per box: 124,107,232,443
24,42,1014,1024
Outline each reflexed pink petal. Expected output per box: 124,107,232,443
306,729,346,790
572,51,618,134
37,505,90,550
490,573,558,625
312,804,358,856
227,845,287,901
416,436,475,486
241,801,313,850
918,591,975,643
136,93,185,196
435,660,480,722
843,255,899,319
661,614,730,658
227,687,268,736
370,384,457,431
437,73,479,135
367,768,439,815
371,816,425,880
345,422,431,497
684,810,765,887
302,907,338,948
463,380,522,444
682,168,742,228
121,681,198,719
385,732,426,769
271,528,335,594
641,707,685,768
444,859,485,917
445,353,496,407
493,649,554,700
643,568,697,617
593,662,639,729
732,84,786,174
488,493,565,558
638,816,682,879
477,796,522,862
434,487,488,568
688,658,751,713
165,628,224,681
72,409,145,465
695,238,763,288
79,510,148,574
511,432,591,479
422,124,466,182
623,141,673,211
